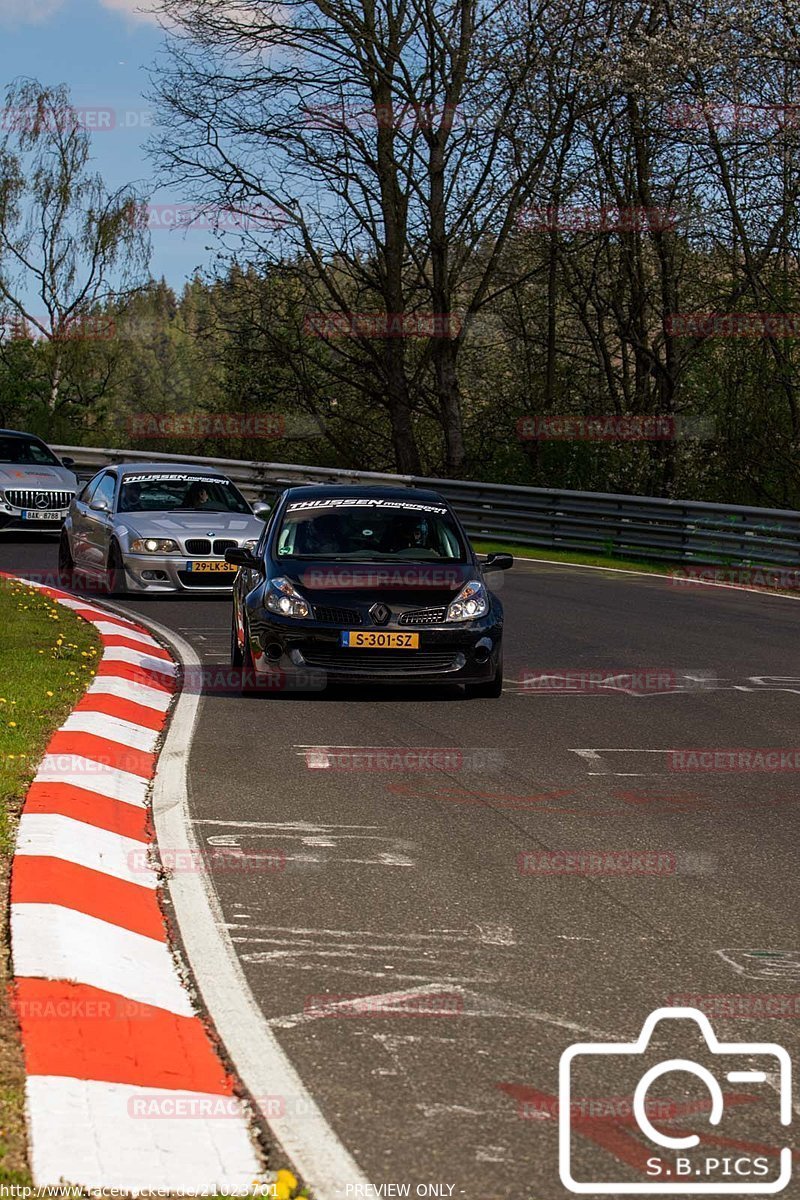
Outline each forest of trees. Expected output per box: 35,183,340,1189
2,0,800,508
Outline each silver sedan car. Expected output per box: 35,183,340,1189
59,463,269,595
0,429,78,533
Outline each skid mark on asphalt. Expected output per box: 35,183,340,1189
228,925,500,982
199,818,417,868
269,980,616,1037
717,949,800,979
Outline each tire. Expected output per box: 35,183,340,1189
466,653,504,699
105,542,128,597
58,533,75,589
230,609,244,668
240,617,259,694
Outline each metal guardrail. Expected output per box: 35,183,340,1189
54,444,800,570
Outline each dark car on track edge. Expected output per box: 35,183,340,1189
227,484,512,696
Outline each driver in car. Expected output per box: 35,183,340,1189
185,481,216,509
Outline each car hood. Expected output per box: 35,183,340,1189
281,559,476,606
0,464,78,491
119,511,263,540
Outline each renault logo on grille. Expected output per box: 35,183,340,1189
35,493,50,510
369,602,391,625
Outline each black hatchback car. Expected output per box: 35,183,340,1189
226,485,512,696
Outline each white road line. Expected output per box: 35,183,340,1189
16,813,157,886
11,904,195,1017
25,1077,262,1192
34,754,149,805
134,609,374,1200
60,710,160,753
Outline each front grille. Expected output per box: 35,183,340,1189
5,489,73,510
313,605,363,625
214,539,237,555
185,538,212,555
177,570,235,589
300,649,460,675
398,606,448,625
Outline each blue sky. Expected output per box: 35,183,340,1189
0,0,216,296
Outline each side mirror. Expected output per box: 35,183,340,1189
252,501,271,520
90,496,111,514
483,552,514,573
61,456,76,469
225,547,260,568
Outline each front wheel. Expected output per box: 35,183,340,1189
240,617,259,695
466,653,504,699
230,609,244,668
105,543,128,597
58,533,75,589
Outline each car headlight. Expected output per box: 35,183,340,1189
130,538,180,553
243,539,258,550
265,576,311,619
446,580,489,622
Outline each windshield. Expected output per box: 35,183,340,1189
0,435,60,467
118,473,251,514
275,497,466,561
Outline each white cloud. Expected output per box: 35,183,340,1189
0,0,65,25
98,0,162,24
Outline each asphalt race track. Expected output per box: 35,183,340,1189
4,533,800,1198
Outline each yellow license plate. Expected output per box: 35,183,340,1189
341,631,419,649
187,560,239,573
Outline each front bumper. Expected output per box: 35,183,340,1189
119,551,240,594
0,510,67,534
245,609,502,685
